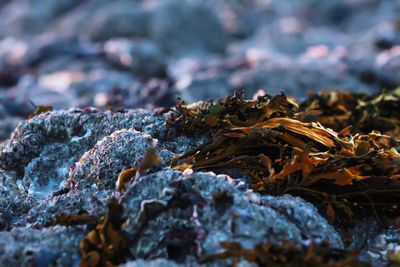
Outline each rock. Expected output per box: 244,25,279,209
119,170,343,261
104,39,166,78
257,194,344,246
68,70,140,108
350,219,400,267
0,108,206,202
0,109,168,172
85,2,150,42
231,61,374,99
70,128,173,190
0,109,170,199
26,187,112,227
0,170,36,230
21,37,100,68
376,48,400,87
0,0,81,37
175,72,233,103
0,225,85,267
121,259,187,267
149,1,228,56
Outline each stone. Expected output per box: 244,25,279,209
0,225,85,267
149,1,228,56
119,170,343,262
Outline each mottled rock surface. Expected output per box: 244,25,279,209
120,170,342,261
0,0,399,266
0,109,347,266
0,225,85,267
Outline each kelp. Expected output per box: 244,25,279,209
170,90,400,225
28,100,53,119
115,147,162,192
45,89,400,267
300,88,400,136
202,240,368,267
79,147,164,267
79,198,129,267
167,91,299,134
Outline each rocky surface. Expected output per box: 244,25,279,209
0,0,399,140
0,108,396,266
0,0,400,266
0,225,85,266
120,170,342,261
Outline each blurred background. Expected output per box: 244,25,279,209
0,0,400,140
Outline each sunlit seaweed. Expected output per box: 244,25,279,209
171,90,400,225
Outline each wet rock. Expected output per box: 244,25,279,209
0,0,81,37
149,1,228,56
0,109,168,172
26,188,112,227
175,72,232,103
85,2,150,42
22,37,100,68
376,48,400,87
122,259,186,267
0,225,85,267
68,70,140,108
350,219,400,267
104,39,166,78
120,170,343,261
0,109,206,202
231,61,373,99
0,109,171,200
70,128,173,190
0,170,36,230
257,194,344,246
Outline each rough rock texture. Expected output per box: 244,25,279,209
0,1,399,266
0,109,169,198
104,39,167,78
149,1,228,56
25,188,112,227
122,259,187,267
0,110,205,229
70,128,172,190
0,170,36,230
0,107,395,266
84,2,150,42
1,1,400,140
0,225,85,267
120,170,343,262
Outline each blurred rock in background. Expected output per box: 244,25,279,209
0,0,399,141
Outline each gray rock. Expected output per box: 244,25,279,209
0,225,85,267
121,259,186,267
176,72,233,103
350,219,400,267
104,39,166,78
0,109,170,200
26,188,112,227
70,128,173,190
0,170,36,230
0,109,168,173
149,1,229,56
231,61,374,99
377,51,400,87
68,70,140,108
257,194,344,246
84,2,149,42
119,170,343,261
0,0,81,37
